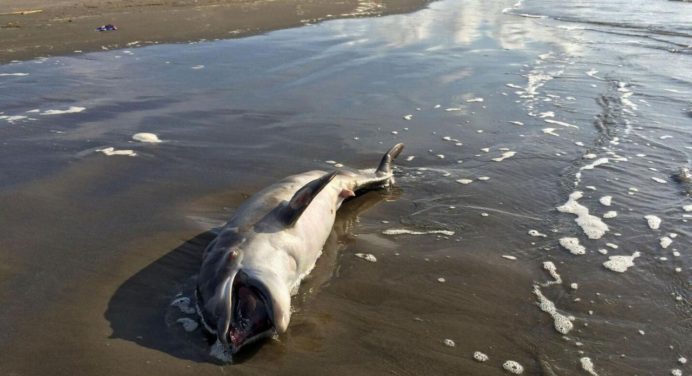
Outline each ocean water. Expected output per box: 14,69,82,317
0,0,689,374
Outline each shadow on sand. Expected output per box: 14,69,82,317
105,189,399,363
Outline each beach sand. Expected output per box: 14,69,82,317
0,0,430,63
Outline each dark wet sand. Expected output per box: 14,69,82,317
0,0,431,63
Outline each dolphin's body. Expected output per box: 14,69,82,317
196,144,404,358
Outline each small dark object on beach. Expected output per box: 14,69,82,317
96,24,118,32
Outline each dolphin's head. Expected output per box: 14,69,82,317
197,232,291,357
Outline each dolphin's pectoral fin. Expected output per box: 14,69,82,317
280,171,338,227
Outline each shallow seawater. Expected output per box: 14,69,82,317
0,0,690,374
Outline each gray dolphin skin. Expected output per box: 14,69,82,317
196,143,404,359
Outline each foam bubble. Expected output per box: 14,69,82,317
543,261,562,285
382,228,454,236
403,114,413,120
557,191,609,239
570,283,578,290
559,237,585,255
132,132,161,143
493,151,516,162
599,196,612,206
210,339,232,362
603,252,640,273
660,237,673,249
170,297,196,314
176,318,199,332
580,357,599,376
682,205,691,212
544,119,579,128
443,339,455,347
533,285,574,334
473,351,489,362
679,357,687,365
456,179,473,185
191,65,205,69
502,255,517,260
355,253,377,262
543,128,560,136
97,147,137,157
41,106,85,115
671,369,682,376
437,277,446,283
603,211,617,219
651,177,667,184
478,176,490,181
644,215,661,230
405,156,415,162
503,360,524,374
508,121,524,126
528,229,547,237
466,97,484,103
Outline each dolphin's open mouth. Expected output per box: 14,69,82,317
227,282,275,353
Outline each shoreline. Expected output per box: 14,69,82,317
0,0,432,64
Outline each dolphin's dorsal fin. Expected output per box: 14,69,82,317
280,171,338,227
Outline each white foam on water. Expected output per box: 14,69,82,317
660,135,673,140
391,131,398,135
481,212,489,217
176,318,199,332
542,128,559,136
382,228,455,236
557,191,609,239
434,104,441,109
466,97,484,103
671,369,682,376
603,252,640,273
603,211,617,219
445,107,462,112
97,147,137,157
481,147,490,153
638,329,645,335
598,248,608,255
586,69,599,78
1,115,29,123
403,114,413,120
436,154,445,159
478,176,490,181
644,215,661,230
599,196,612,206
503,360,524,375
132,132,162,143
583,154,597,159
210,339,232,362
437,277,446,283
0,73,29,77
543,261,562,285
508,121,524,126
473,351,489,362
606,243,618,249
570,283,578,290
660,237,673,249
581,158,609,172
456,179,473,185
533,285,574,334
652,177,667,184
528,229,547,237
405,155,415,162
580,357,599,376
41,106,85,115
586,186,597,191
679,357,687,365
492,151,516,162
559,237,586,255
539,111,555,118
334,163,343,168
443,339,455,347
502,255,517,260
191,65,205,69
506,83,523,89
355,253,377,262
544,118,579,128
170,297,196,314
575,141,585,147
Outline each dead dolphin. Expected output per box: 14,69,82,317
196,143,404,359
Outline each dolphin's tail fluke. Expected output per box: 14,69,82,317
375,143,404,177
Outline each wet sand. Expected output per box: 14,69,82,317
0,0,431,63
